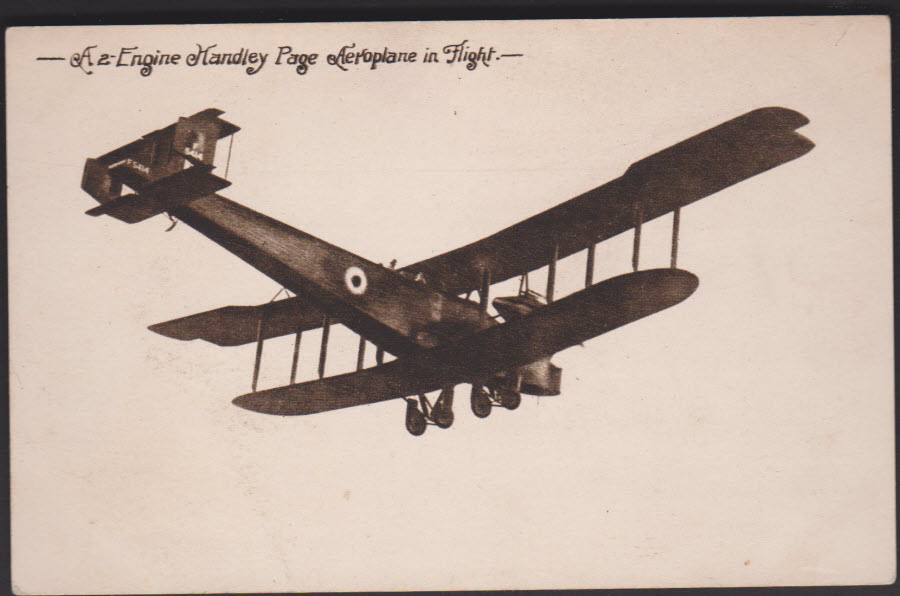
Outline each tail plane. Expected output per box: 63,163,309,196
81,108,239,224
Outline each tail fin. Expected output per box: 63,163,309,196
173,110,228,166
81,157,122,203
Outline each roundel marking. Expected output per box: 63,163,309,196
344,266,368,295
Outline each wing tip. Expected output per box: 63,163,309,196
625,106,815,178
743,106,810,130
147,322,245,346
231,393,256,412
147,321,186,340
232,391,305,416
795,131,816,154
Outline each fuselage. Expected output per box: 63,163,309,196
172,194,495,357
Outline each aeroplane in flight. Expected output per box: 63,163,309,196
81,107,813,435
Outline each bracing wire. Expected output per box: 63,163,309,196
224,133,235,180
269,287,293,302
269,287,286,302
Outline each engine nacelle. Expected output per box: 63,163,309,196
493,291,545,321
491,291,561,395
518,358,562,396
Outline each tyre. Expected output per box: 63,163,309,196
405,400,426,436
470,387,492,418
500,389,521,411
433,406,454,429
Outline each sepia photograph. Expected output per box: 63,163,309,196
6,17,894,592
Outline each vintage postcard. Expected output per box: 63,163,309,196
7,17,894,593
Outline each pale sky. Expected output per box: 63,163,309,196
7,17,894,592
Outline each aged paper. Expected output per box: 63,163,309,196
7,17,894,593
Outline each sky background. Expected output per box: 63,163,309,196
7,17,894,592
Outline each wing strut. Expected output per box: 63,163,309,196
356,336,366,371
252,312,267,391
632,202,643,272
585,242,596,288
289,328,302,384
546,243,559,302
318,316,331,379
670,207,681,269
479,269,491,312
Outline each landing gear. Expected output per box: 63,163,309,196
405,381,522,434
405,398,426,436
432,386,455,429
471,383,521,418
470,385,492,418
498,388,521,411
404,386,455,436
433,405,455,429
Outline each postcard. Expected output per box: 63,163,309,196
7,17,893,593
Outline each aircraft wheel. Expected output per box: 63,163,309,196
433,406,454,429
500,389,521,411
471,387,492,418
405,399,426,436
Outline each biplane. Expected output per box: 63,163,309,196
81,107,813,435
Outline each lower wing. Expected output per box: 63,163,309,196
233,268,698,415
149,296,330,347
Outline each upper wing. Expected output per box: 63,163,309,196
148,296,331,347
233,267,698,415
401,107,814,295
